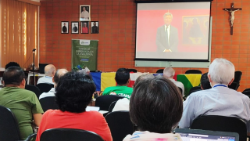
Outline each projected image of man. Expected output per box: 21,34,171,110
156,12,179,53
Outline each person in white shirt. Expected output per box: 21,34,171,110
80,6,89,20
37,64,56,85
179,58,250,133
112,74,154,112
39,69,68,100
163,67,184,97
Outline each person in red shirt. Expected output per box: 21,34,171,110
82,22,88,33
36,72,112,141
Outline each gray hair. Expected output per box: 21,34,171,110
163,12,173,19
208,58,235,85
163,67,175,78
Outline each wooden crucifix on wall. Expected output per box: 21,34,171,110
223,3,242,35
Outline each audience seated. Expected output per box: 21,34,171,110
0,66,43,140
179,58,250,133
39,69,68,100
123,76,183,141
163,67,184,96
112,74,154,112
102,68,133,99
200,72,211,90
37,64,56,85
36,71,112,141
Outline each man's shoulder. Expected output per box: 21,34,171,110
39,91,55,100
18,88,36,95
175,81,184,86
170,25,177,29
125,87,133,92
188,89,212,99
104,86,117,90
157,25,165,30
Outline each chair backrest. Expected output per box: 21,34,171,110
105,111,134,141
191,115,247,141
25,133,37,141
127,69,137,73
228,82,239,90
234,71,242,83
185,70,202,74
242,88,250,98
0,105,21,141
36,83,54,93
25,85,41,98
189,86,202,95
95,95,124,111
108,101,117,112
156,69,164,73
39,97,59,112
40,128,104,141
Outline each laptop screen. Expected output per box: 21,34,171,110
179,133,235,141
175,129,238,141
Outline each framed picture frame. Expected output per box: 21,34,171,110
71,21,79,34
81,21,89,34
61,21,69,34
79,5,91,21
91,21,99,34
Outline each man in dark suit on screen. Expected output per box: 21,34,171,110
156,12,179,53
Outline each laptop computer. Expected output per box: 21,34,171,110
175,128,239,141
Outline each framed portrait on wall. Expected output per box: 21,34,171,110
91,21,99,34
71,21,79,34
81,21,89,34
80,5,91,21
61,21,69,34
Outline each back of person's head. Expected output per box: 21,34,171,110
115,68,130,85
163,67,175,79
53,69,68,85
134,74,154,87
5,62,20,69
3,66,25,86
55,71,96,113
200,72,211,90
208,58,235,85
130,76,183,133
44,64,56,77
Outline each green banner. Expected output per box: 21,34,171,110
72,39,98,71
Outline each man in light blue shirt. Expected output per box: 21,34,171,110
37,64,56,85
179,58,250,132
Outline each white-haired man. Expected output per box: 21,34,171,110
156,12,179,53
163,67,184,96
37,64,56,85
179,58,250,132
39,69,68,100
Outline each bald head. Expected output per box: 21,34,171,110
44,64,56,77
53,69,68,86
163,67,175,79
